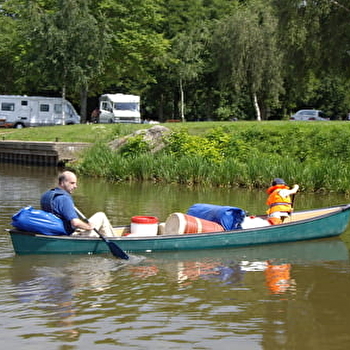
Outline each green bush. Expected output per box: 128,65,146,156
71,121,350,193
118,135,151,158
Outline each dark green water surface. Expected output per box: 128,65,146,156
1,163,350,349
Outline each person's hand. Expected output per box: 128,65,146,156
87,222,95,231
292,184,299,191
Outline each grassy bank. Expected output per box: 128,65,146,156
2,121,350,193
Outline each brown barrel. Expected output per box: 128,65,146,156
164,213,224,235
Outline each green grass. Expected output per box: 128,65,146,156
1,120,349,142
0,121,216,141
0,123,150,142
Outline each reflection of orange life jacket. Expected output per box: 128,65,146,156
266,185,292,216
265,263,291,294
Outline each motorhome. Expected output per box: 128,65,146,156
0,95,80,128
99,93,141,124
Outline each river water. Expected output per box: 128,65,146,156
1,163,350,349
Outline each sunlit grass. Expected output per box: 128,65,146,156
1,120,349,141
0,123,150,142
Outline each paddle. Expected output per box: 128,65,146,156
74,207,129,260
290,193,296,220
291,193,296,209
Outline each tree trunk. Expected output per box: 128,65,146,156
80,86,88,124
253,93,261,121
158,93,164,122
180,78,185,122
62,85,66,126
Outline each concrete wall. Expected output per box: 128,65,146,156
0,141,90,166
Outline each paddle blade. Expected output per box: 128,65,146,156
92,227,129,260
107,240,129,260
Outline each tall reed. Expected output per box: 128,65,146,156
72,122,350,193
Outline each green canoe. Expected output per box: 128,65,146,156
8,204,350,255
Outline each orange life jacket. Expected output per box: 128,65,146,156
266,185,292,216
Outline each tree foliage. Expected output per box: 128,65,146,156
96,0,169,92
0,6,19,93
212,0,284,120
1,0,350,121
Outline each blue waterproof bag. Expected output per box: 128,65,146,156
11,206,67,235
187,203,246,230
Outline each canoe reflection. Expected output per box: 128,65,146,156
142,238,349,292
8,238,349,341
175,260,244,286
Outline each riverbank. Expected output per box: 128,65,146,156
2,121,350,193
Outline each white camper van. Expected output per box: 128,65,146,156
99,93,141,124
0,95,80,128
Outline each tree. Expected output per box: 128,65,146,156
0,5,19,93
212,0,284,120
96,0,170,94
4,0,110,121
151,0,240,121
170,26,209,121
272,0,350,117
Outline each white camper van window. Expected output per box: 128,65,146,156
101,102,110,111
40,104,50,112
114,102,138,111
54,104,62,113
1,103,15,111
65,105,73,117
21,100,28,106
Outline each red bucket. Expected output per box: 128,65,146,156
164,213,224,235
131,216,158,224
130,216,159,236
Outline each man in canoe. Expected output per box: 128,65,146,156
41,170,117,237
266,178,299,225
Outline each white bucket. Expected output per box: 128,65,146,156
129,216,159,237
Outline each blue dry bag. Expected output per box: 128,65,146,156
11,206,67,235
187,203,246,230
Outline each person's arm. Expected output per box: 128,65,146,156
289,184,299,195
71,218,94,231
279,185,299,198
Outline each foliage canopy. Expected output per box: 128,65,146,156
1,0,350,121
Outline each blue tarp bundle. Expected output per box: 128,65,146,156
11,206,67,235
187,203,246,230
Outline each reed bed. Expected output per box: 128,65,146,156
61,121,350,193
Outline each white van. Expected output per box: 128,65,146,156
99,93,141,124
0,95,80,128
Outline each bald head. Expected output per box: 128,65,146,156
58,171,77,194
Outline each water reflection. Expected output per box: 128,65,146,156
264,262,293,294
3,237,350,348
9,255,127,340
131,238,349,292
3,164,350,349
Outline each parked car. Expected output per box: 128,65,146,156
290,110,330,121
